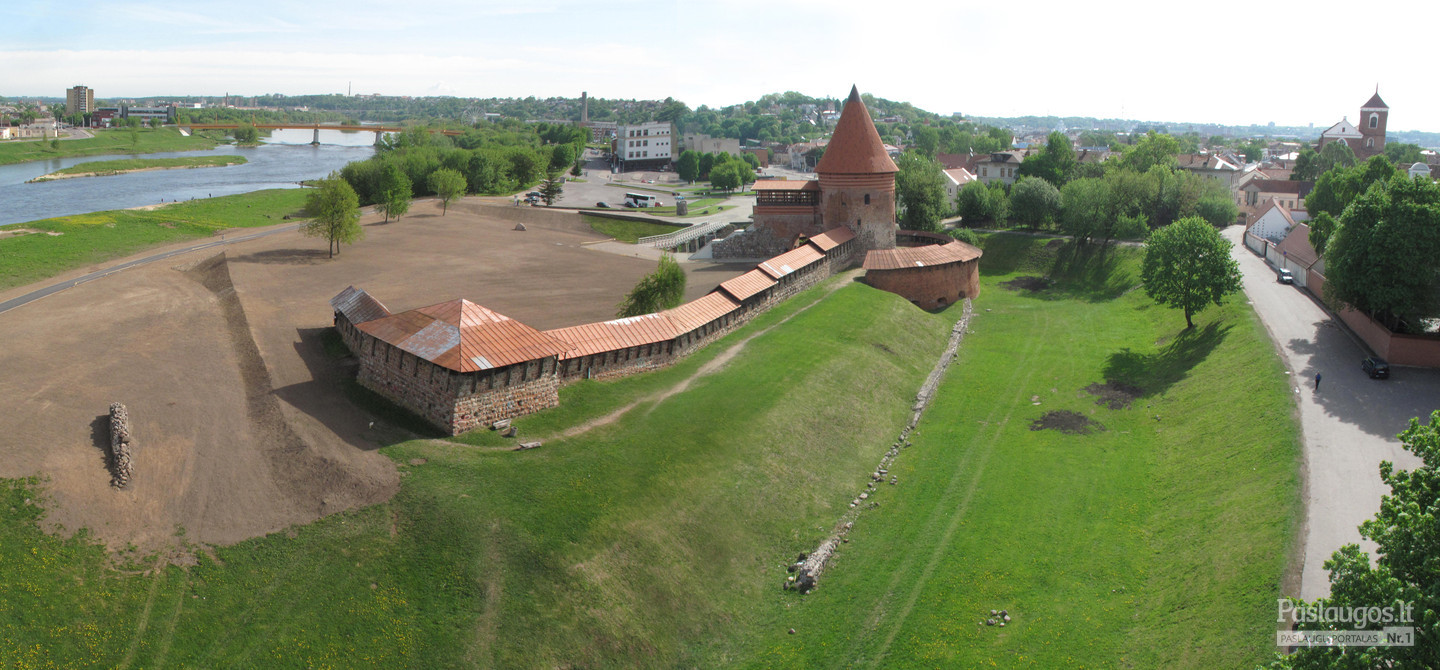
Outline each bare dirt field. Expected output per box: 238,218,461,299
0,197,746,553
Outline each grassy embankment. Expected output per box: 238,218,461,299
29,156,247,182
0,190,308,292
743,233,1301,668
0,274,957,667
0,127,226,166
582,213,684,243
0,233,1300,667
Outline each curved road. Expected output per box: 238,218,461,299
0,223,299,316
1223,226,1435,600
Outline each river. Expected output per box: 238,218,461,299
0,128,381,226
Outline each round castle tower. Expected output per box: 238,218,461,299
815,86,899,252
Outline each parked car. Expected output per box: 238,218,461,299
595,201,610,208
1361,356,1390,379
1278,269,1295,284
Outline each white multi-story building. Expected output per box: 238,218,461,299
614,121,673,171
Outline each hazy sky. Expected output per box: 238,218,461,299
5,0,1438,131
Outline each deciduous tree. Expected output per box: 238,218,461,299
428,168,466,215
1140,217,1242,329
302,174,363,258
1017,131,1078,187
1324,175,1440,332
1278,411,1440,670
676,150,700,183
955,180,992,225
1009,176,1061,228
376,164,411,223
617,254,686,317
894,152,948,232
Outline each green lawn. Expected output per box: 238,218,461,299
0,234,1300,667
742,234,1301,668
32,155,247,181
0,189,309,292
0,128,225,166
582,214,684,243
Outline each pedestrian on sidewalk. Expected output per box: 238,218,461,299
1315,372,1322,391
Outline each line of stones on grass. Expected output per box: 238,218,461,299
786,299,975,594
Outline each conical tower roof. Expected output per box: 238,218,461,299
1362,90,1388,109
815,85,898,175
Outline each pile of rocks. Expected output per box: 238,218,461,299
981,609,1013,628
108,402,133,489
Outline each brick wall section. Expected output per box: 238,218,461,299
1338,308,1440,368
865,259,979,310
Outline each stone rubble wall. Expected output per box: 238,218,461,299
108,402,133,489
789,300,974,593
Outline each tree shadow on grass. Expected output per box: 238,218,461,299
1102,322,1232,398
991,239,1139,303
227,248,328,265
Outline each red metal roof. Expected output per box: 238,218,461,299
807,226,855,251
719,269,778,301
329,286,391,325
543,313,681,360
663,291,740,333
862,241,982,271
751,179,820,191
815,86,899,176
759,245,824,279
357,299,571,372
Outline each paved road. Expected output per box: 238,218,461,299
1223,226,1436,600
0,223,299,316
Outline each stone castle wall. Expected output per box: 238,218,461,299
336,232,860,435
345,323,562,435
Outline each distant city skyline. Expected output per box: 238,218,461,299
3,0,1438,133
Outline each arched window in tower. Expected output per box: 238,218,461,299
1365,138,1374,149
1369,113,1379,129
864,194,871,205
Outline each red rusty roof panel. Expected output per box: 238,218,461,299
544,312,682,360
329,286,391,325
807,226,855,251
759,245,824,279
663,291,740,333
357,298,570,372
751,179,820,191
814,85,899,176
862,241,982,271
718,269,777,301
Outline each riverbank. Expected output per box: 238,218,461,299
0,189,309,292
0,127,226,166
27,156,248,182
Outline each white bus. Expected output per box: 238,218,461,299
624,193,662,208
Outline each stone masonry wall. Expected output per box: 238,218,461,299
337,234,860,434
353,332,561,435
449,373,560,434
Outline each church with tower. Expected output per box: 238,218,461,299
1317,90,1388,159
